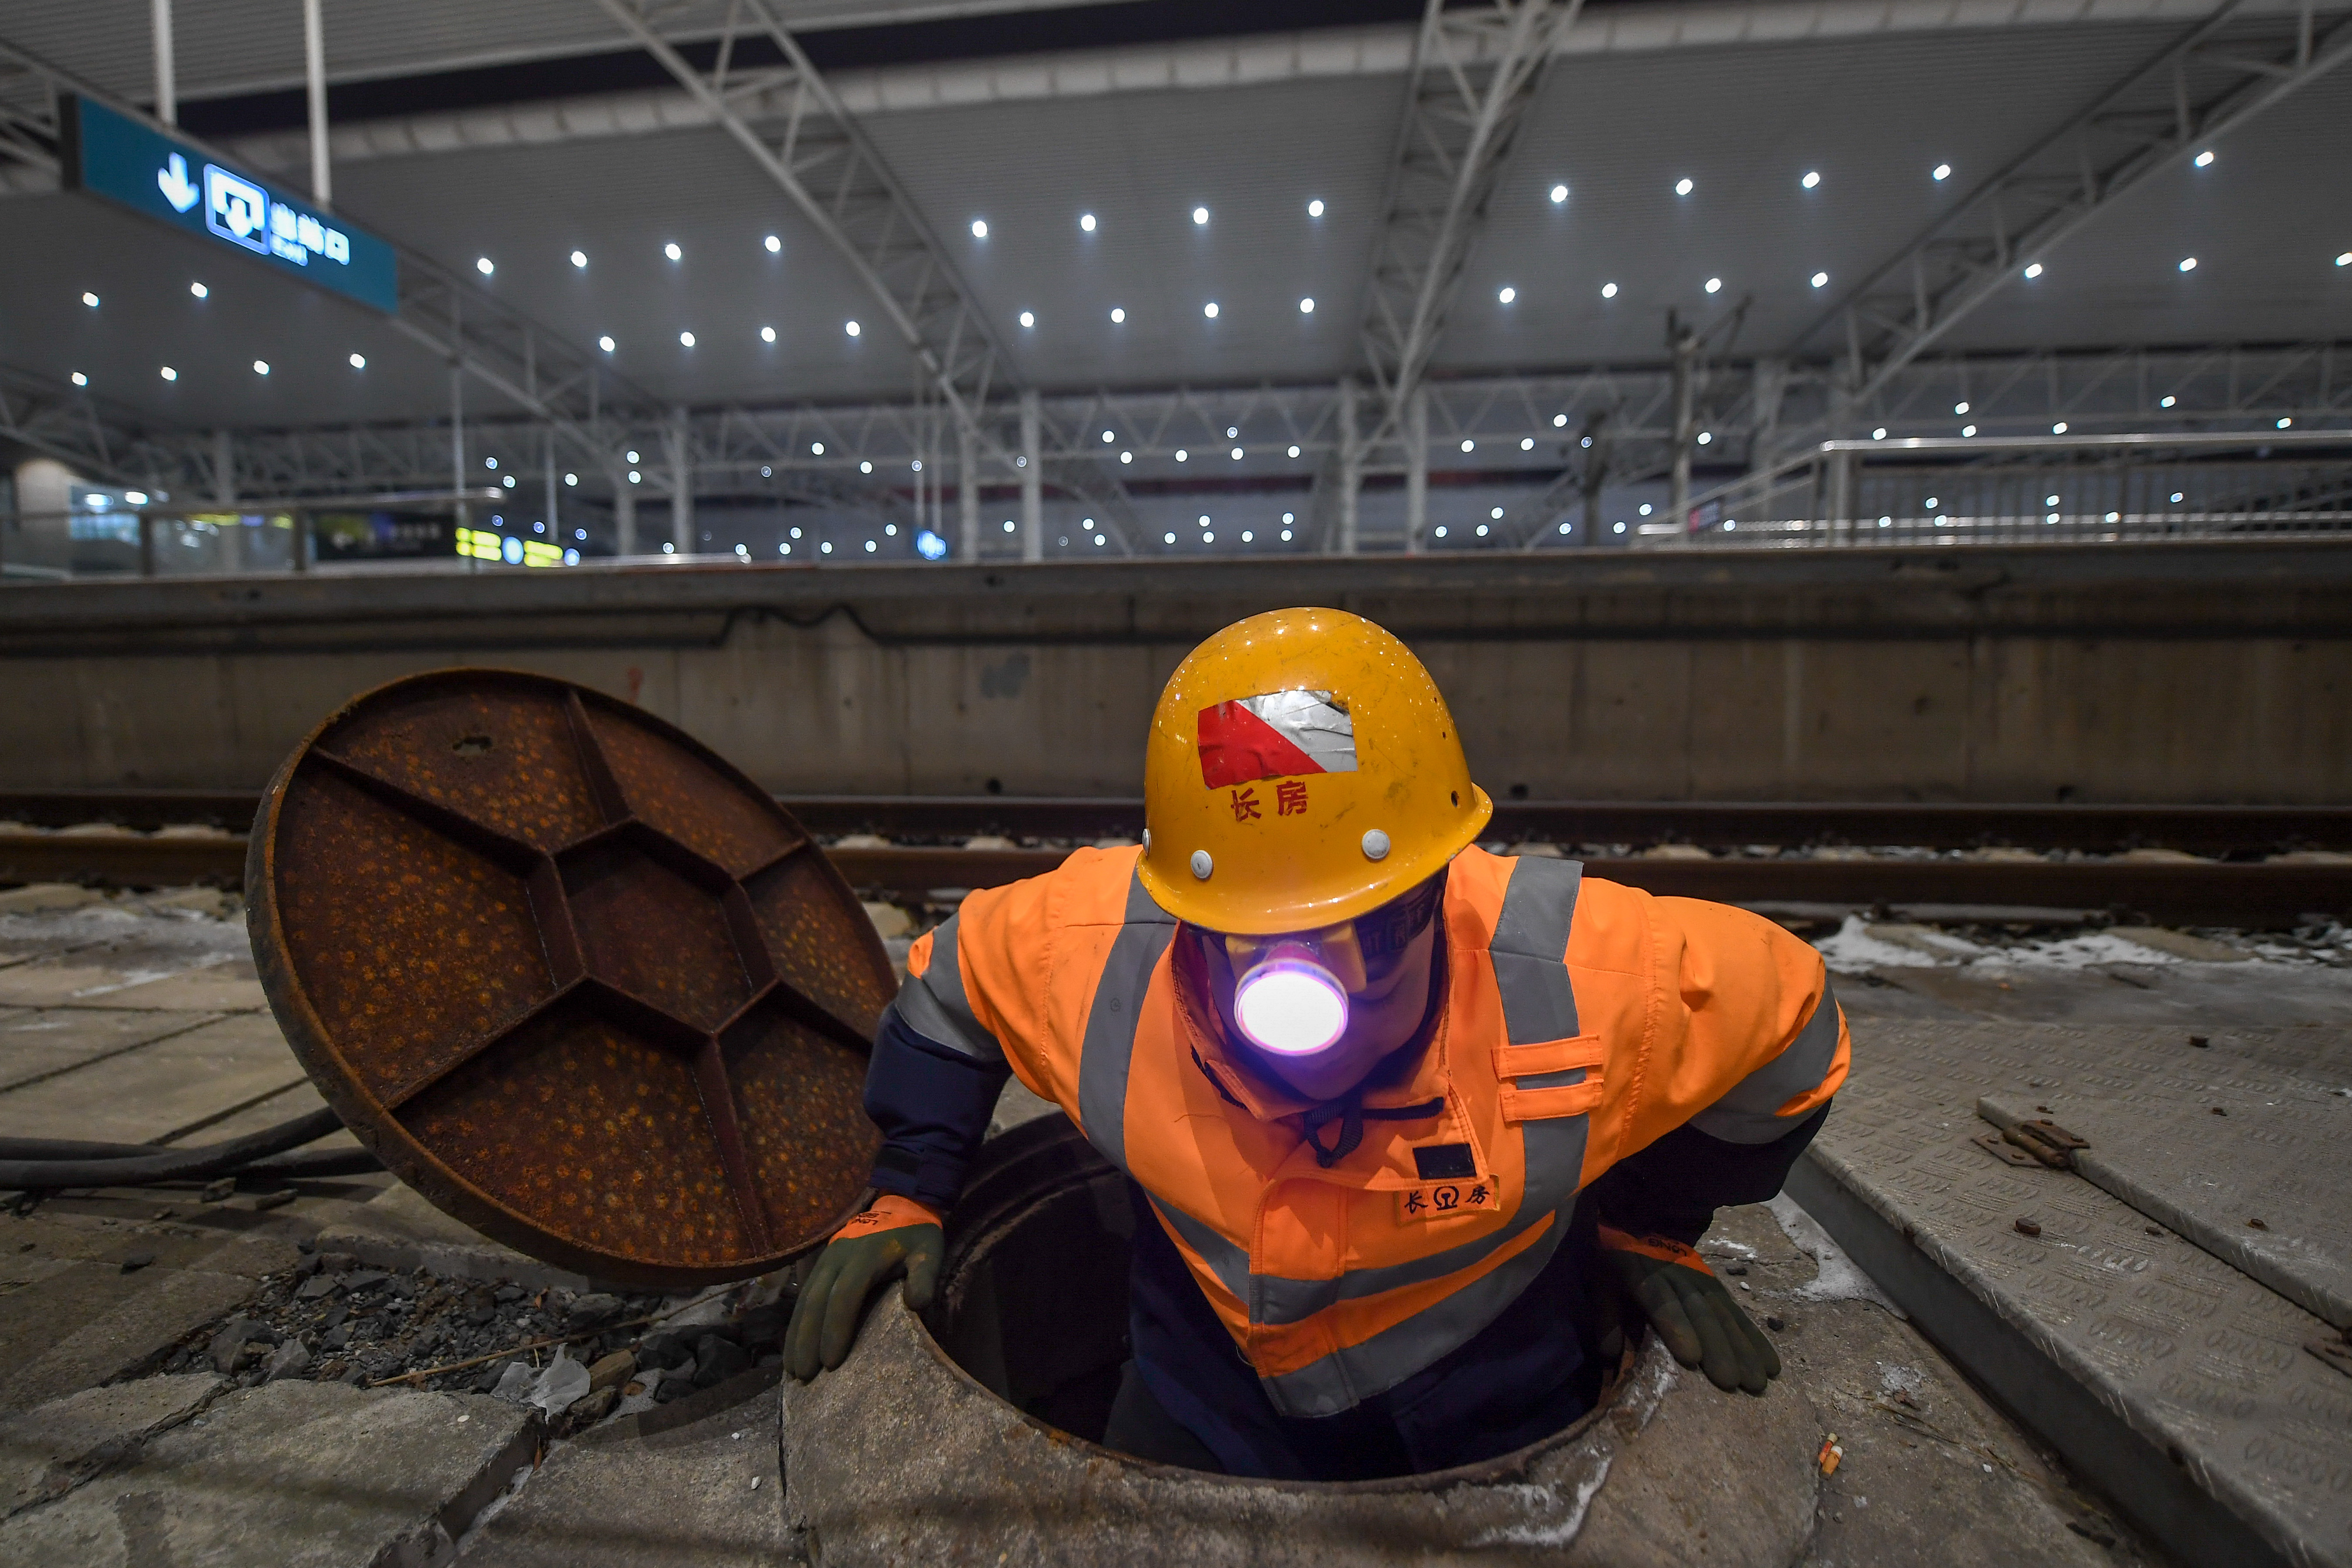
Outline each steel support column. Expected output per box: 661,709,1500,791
666,411,692,554
1019,389,1042,563
1405,386,1429,553
1669,319,1697,545
302,0,329,206
958,422,979,560
149,0,174,126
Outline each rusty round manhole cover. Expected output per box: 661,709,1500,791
246,668,891,1287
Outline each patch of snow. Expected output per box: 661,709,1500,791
1767,1195,1907,1319
1976,931,2179,971
1815,916,1939,973
1469,1460,1613,1548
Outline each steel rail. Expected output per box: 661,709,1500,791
6,792,2349,855
3,802,2345,926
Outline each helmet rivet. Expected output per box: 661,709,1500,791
1190,849,1213,880
1361,829,1391,861
1142,828,1153,851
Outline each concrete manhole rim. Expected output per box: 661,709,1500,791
853,1282,1669,1499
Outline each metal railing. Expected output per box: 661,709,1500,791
1634,429,2352,549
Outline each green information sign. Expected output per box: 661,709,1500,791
61,94,398,315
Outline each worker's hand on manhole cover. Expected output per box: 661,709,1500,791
786,1195,946,1382
1596,1224,1781,1396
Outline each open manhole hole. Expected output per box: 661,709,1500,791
783,1115,1824,1565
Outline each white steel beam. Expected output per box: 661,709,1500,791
1793,0,2352,415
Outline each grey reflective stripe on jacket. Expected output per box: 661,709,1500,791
1082,858,1598,1420
1074,875,1178,1167
887,913,1006,1062
1687,981,1842,1145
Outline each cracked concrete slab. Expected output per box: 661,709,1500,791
0,1380,538,1568
0,1374,223,1516
464,1378,785,1567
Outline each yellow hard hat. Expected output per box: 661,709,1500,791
1137,607,1492,935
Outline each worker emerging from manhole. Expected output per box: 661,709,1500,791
787,608,1848,1480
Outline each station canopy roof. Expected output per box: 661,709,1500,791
2,0,2349,433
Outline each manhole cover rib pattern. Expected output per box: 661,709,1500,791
247,669,890,1287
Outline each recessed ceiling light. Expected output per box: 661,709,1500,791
1110,306,1126,323
1307,199,1324,217
2052,421,2069,434
764,234,781,253
486,458,498,469
1932,163,1952,181
1553,413,1567,426
1872,427,1887,439
846,320,861,336
476,257,494,275
160,366,177,380
1955,401,1970,414
190,281,208,298
679,331,695,346
2178,256,2197,272
1704,277,1722,293
1230,447,1243,460
2160,395,2177,408
2338,252,2352,267
1549,183,1568,203
1961,424,1977,436
570,250,586,268
760,326,776,343
1227,427,1238,437
1193,206,1209,225
1299,297,1315,313
598,335,615,352
971,219,988,238
1079,213,1096,232
1203,302,1219,318
1601,282,1617,298
2194,149,2215,167
664,243,682,261
1460,439,1474,453
81,292,99,307
1163,533,1176,544
1176,448,1189,461
1674,177,1693,196
1492,506,1506,519
1019,310,1035,328
860,461,873,474
70,371,87,386
252,360,270,375
2277,416,2293,429
626,450,640,463
1639,504,1652,516
1810,271,1829,288
565,473,578,486
1696,431,1712,445
348,353,365,368
1801,170,1821,189
1119,451,1132,463
1287,444,1301,457
1498,286,1516,303
812,442,825,455
2023,262,2044,279
1519,437,1533,451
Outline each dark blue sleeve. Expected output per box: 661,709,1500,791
863,1003,1011,1210
1589,1102,1832,1246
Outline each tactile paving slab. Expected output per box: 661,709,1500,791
1802,1019,2352,1568
247,669,893,1288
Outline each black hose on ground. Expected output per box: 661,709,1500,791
0,1106,378,1189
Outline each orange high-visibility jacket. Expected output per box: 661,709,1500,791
895,845,1847,1419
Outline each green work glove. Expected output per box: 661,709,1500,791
784,1195,944,1382
1595,1223,1781,1395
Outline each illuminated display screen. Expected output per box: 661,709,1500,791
456,526,576,567
61,95,397,314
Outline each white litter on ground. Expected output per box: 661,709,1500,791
1767,1194,1907,1318
1815,918,1940,972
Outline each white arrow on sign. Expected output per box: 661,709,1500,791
157,152,198,213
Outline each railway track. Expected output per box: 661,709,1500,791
3,790,2347,928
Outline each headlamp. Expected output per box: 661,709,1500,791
1232,942,1350,1057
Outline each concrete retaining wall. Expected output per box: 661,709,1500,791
3,541,2347,804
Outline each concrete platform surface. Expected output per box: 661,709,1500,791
0,1373,221,1516
465,1382,785,1567
1797,1018,2352,1568
0,1379,537,1568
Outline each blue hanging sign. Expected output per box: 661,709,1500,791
60,94,398,315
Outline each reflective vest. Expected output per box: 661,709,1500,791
896,846,1847,1419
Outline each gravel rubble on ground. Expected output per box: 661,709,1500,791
137,1244,791,1437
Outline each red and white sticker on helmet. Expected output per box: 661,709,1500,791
1196,690,1358,788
